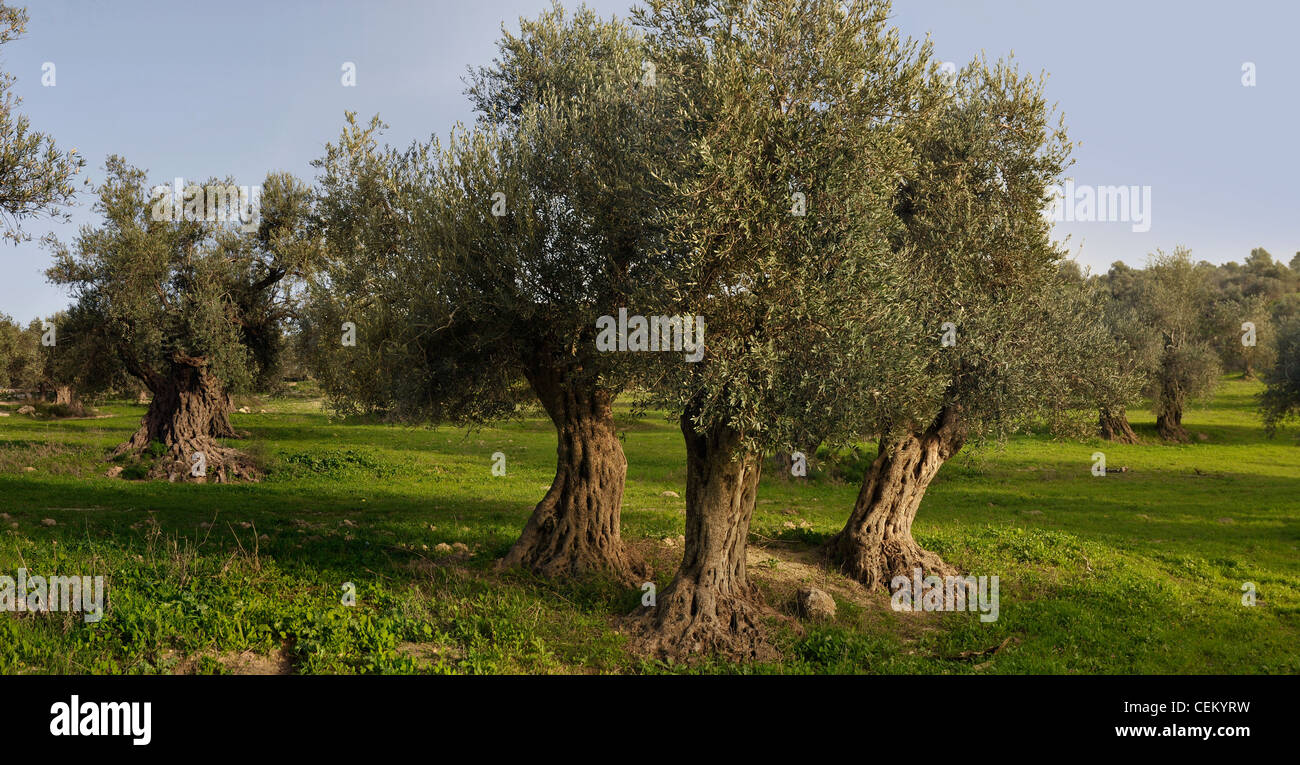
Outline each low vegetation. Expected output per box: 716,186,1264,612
1,377,1295,674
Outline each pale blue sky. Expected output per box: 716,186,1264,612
3,0,1296,320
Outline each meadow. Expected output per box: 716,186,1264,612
1,376,1296,674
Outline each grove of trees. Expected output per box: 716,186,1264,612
6,0,1300,661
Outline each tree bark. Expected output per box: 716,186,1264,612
110,353,256,482
210,392,241,438
1098,406,1138,444
640,414,770,660
827,406,965,591
1155,379,1189,442
500,364,639,582
52,385,86,416
1156,409,1188,442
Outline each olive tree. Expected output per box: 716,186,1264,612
0,4,83,243
1212,293,1276,380
1260,316,1300,436
1136,248,1221,442
629,0,936,656
1095,263,1161,443
46,158,314,480
305,7,672,581
825,59,1121,589
0,313,39,389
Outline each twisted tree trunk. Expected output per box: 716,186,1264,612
827,406,965,591
1155,379,1189,442
111,353,256,482
1098,406,1138,444
501,363,639,582
1156,411,1188,442
640,414,769,660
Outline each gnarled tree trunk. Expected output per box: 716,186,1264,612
639,415,770,660
1156,409,1188,442
1155,379,1189,442
111,353,256,483
54,385,75,406
1098,406,1138,444
210,392,240,438
501,364,639,582
827,406,965,591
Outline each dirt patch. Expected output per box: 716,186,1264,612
629,536,946,642
746,541,871,610
167,647,293,675
395,641,464,668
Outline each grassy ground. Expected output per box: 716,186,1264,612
0,377,1296,674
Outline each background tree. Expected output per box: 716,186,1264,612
28,312,70,405
0,3,83,243
46,158,314,481
826,59,1120,590
1209,247,1295,307
306,6,672,581
630,0,936,656
1202,249,1295,380
1136,248,1221,442
0,312,39,389
40,304,139,411
1094,263,1161,442
1212,293,1276,380
1260,316,1300,436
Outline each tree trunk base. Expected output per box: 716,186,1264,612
499,370,639,583
828,408,966,591
111,431,259,484
627,416,777,662
108,354,258,483
498,512,645,585
1099,407,1139,444
1156,414,1189,443
627,576,776,662
827,528,957,591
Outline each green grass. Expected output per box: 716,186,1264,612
0,376,1297,674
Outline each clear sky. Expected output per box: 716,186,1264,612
3,0,1296,320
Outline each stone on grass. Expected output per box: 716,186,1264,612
797,587,836,622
